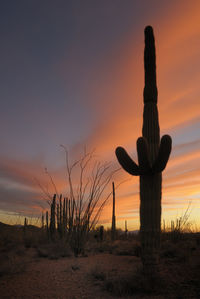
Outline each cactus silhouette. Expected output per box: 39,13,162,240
111,182,116,241
50,194,56,238
115,26,172,273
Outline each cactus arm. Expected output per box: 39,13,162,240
136,137,151,174
152,135,172,173
115,147,140,175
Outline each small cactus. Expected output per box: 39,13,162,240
23,217,28,234
46,211,49,237
99,225,104,242
41,212,44,229
115,26,172,274
125,220,128,237
111,182,116,241
50,194,56,238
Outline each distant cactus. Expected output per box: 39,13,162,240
57,202,60,231
111,182,116,241
46,211,49,237
41,212,44,229
60,195,63,234
24,217,28,227
63,197,67,234
23,217,28,234
115,26,172,274
125,220,128,238
50,194,56,238
99,225,104,242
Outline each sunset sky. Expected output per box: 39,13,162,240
0,0,200,230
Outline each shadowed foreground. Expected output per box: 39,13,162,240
0,225,200,299
0,250,141,299
0,234,200,299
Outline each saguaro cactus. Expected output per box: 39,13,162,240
115,26,172,273
50,194,56,238
111,182,116,241
46,211,49,237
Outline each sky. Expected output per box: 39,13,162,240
0,0,200,230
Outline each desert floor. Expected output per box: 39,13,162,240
1,229,200,298
0,249,147,299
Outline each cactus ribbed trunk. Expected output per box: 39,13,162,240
111,182,116,241
63,197,66,235
46,211,49,237
140,26,161,270
41,212,44,229
50,194,56,239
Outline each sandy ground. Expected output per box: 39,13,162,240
0,251,144,299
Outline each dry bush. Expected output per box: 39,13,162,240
38,148,121,257
0,252,26,277
160,232,199,264
90,264,106,281
110,240,141,257
0,225,24,252
90,264,163,297
37,240,72,259
23,227,48,249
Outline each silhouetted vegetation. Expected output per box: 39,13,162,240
116,26,172,276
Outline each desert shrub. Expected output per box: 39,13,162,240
90,265,106,281
37,240,71,259
0,253,26,277
160,239,194,263
104,267,163,296
90,262,164,297
0,225,24,252
110,240,141,257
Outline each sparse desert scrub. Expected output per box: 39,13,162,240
37,149,121,257
88,233,200,298
0,225,28,277
0,223,24,251
90,262,164,297
90,264,106,281
0,252,26,277
0,229,200,298
37,240,72,259
110,239,141,257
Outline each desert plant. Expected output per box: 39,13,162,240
111,182,116,241
41,212,44,229
99,225,104,242
125,220,128,238
41,149,120,256
115,26,172,274
50,194,56,239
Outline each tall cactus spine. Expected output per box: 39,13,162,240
41,212,44,229
50,194,56,239
111,182,116,241
115,26,172,274
59,194,63,235
57,202,60,231
63,197,66,234
23,217,28,235
46,211,49,237
125,220,128,235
